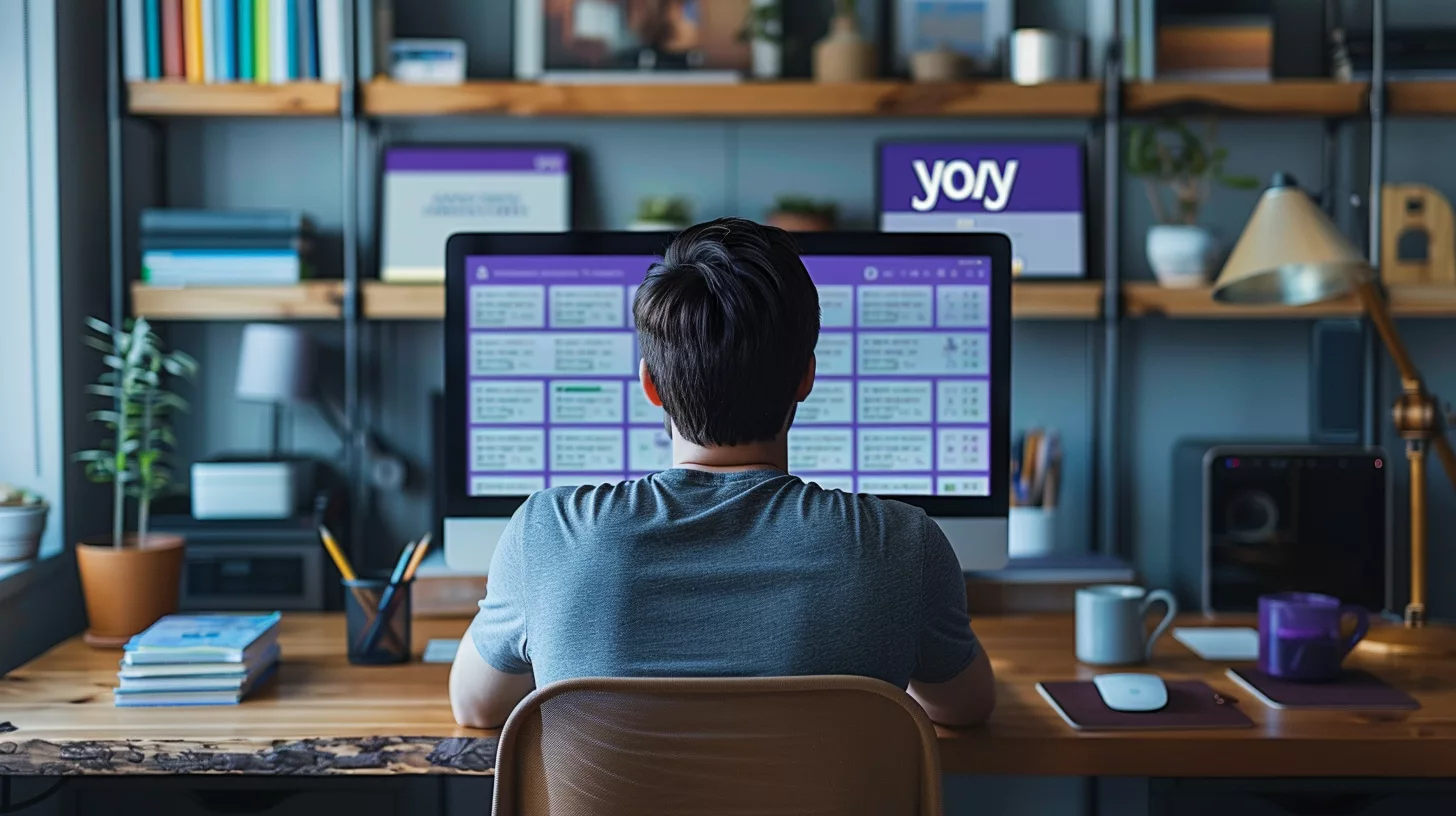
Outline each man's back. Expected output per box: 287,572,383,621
469,468,980,689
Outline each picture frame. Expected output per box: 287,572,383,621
378,144,574,284
892,0,1012,77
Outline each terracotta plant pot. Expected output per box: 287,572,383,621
813,15,876,83
75,534,186,648
768,211,836,232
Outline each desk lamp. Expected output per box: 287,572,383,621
1212,173,1456,655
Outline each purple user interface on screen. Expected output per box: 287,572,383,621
464,255,993,497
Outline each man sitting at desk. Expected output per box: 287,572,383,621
450,218,995,728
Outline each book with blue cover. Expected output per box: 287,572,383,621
123,612,281,664
114,662,278,707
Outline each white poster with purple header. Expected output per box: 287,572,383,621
381,146,571,283
879,142,1086,279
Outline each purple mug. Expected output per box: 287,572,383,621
1258,592,1369,682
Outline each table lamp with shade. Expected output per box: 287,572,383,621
1212,172,1456,655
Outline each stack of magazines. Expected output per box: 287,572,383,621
115,612,282,707
140,208,316,287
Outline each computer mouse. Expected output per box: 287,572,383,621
1093,673,1168,713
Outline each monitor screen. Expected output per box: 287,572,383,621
878,141,1085,279
462,253,993,498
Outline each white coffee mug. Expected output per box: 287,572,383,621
1075,584,1178,666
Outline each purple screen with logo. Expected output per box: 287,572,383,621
879,141,1085,278
463,254,993,497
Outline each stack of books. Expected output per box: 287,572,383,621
141,208,316,287
114,612,282,707
122,0,345,85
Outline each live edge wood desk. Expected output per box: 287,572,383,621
2,614,1455,778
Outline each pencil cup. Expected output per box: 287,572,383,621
1008,507,1056,558
344,577,412,665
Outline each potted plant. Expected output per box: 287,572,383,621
73,317,197,648
630,196,693,232
738,0,783,80
767,195,839,232
0,485,48,563
813,0,875,83
1127,119,1258,288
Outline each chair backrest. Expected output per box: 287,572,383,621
491,675,942,816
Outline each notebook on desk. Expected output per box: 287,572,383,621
1036,680,1255,731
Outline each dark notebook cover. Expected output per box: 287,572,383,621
1037,680,1255,731
1227,668,1421,710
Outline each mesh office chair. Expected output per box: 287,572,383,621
492,675,943,816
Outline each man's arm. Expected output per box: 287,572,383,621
909,513,996,726
450,509,536,729
449,637,536,729
908,648,995,727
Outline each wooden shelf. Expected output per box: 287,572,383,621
1123,282,1456,319
127,81,341,116
1124,81,1367,116
362,80,1103,118
1012,282,1104,319
132,281,344,319
363,281,1104,320
1388,81,1456,115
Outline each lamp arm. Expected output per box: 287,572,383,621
1356,280,1423,391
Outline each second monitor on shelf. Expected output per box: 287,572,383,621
442,231,1013,573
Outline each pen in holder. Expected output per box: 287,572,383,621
344,576,412,665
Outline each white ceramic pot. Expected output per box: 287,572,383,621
628,221,688,232
0,503,48,562
1146,224,1218,288
1008,506,1056,559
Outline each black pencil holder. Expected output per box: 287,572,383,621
344,576,412,665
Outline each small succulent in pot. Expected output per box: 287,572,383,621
0,484,48,563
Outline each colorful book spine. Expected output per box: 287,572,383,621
123,0,146,81
199,0,214,82
316,0,341,81
297,0,318,80
161,0,184,78
254,0,270,83
237,0,254,80
284,0,299,80
182,0,203,82
269,0,290,83
144,0,163,78
215,0,235,81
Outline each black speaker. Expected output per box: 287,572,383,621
1310,319,1366,445
1272,0,1330,78
1172,441,1390,615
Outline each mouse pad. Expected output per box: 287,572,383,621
1036,680,1256,730
1227,668,1421,710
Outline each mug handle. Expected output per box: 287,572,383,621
1141,589,1179,661
1339,605,1371,658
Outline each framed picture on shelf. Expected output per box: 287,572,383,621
516,0,752,82
877,140,1087,279
893,0,1011,76
379,145,573,284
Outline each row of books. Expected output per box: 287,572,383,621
116,613,282,707
122,0,345,84
142,208,317,287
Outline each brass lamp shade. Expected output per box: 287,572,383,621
1212,174,1373,307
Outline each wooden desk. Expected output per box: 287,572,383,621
3,614,1455,777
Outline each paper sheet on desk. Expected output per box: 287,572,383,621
424,639,461,663
1174,627,1259,661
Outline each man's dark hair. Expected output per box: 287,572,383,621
634,218,820,447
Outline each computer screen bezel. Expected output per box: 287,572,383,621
445,230,1011,521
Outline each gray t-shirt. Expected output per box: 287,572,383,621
469,468,980,689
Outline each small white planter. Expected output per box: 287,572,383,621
1146,224,1218,288
0,503,49,563
629,221,688,232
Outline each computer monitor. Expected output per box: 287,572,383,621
443,232,1012,573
